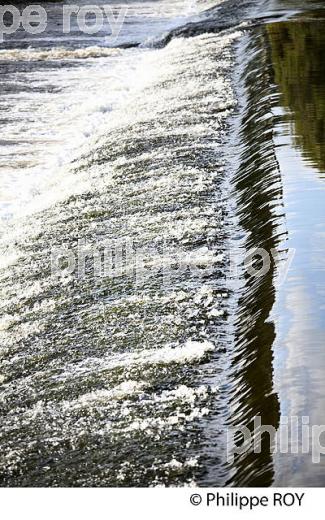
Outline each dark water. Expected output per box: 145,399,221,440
268,12,325,486
228,3,325,486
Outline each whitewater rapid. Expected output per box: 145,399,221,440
0,0,251,486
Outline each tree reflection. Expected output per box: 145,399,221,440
267,17,325,174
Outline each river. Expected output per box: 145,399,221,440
0,0,325,487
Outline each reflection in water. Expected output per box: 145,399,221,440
227,30,282,486
267,17,325,174
266,16,325,485
230,13,325,485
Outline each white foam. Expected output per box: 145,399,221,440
163,457,198,469
54,340,215,383
66,381,147,409
0,46,122,61
0,315,15,332
124,406,211,434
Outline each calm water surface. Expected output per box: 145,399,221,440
229,3,325,485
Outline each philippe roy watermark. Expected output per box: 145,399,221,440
0,4,128,42
227,415,325,464
50,237,295,287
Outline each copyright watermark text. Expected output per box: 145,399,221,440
0,4,128,42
